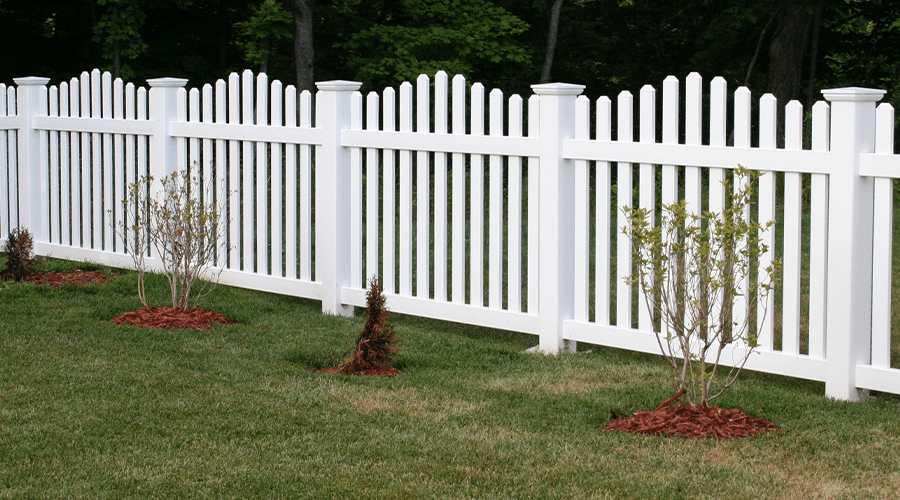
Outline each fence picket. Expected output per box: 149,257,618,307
872,103,895,368
365,91,379,284
350,90,363,288
38,87,49,244
284,84,298,279
188,87,200,175
49,87,60,244
660,76,679,340
757,93,778,351
638,84,656,331
0,84,7,237
241,70,253,271
708,77,727,342
60,82,72,245
527,94,540,315
616,91,633,328
782,101,804,355
489,88,504,310
78,72,90,248
434,71,449,302
451,75,466,304
470,83,485,307
91,70,102,250
732,87,752,345
298,90,313,281
271,79,284,278
684,73,702,230
574,95,590,322
595,96,612,325
399,81,413,296
101,73,113,251
113,78,125,253
508,94,523,313
382,87,396,293
809,101,831,359
683,76,702,347
416,74,430,298
201,84,213,208
255,73,269,275
214,80,228,268
136,87,148,255
708,77,726,213
227,74,240,270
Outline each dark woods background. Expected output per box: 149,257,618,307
0,0,897,130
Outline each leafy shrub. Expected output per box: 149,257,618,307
115,167,226,309
623,165,780,407
2,227,37,281
339,277,398,375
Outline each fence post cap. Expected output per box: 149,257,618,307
531,82,585,96
13,77,50,86
316,80,362,92
146,77,189,88
821,87,886,102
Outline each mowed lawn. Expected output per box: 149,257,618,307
1,259,899,499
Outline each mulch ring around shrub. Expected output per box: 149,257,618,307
604,390,781,440
113,307,236,331
313,366,401,377
24,269,113,288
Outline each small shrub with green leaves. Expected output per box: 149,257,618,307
622,165,780,407
339,277,398,375
114,166,226,309
2,227,37,281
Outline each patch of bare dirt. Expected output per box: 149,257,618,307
24,270,112,288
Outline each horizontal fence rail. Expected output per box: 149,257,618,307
1,68,899,401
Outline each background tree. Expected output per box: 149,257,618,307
237,0,292,74
285,0,315,93
343,0,532,93
538,0,565,83
93,0,148,79
0,0,895,142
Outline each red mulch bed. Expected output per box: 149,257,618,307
313,366,400,377
24,269,112,288
604,389,780,440
21,270,234,331
113,307,236,331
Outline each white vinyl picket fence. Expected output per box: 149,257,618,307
1,69,898,401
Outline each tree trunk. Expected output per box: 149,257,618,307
288,0,315,94
539,0,565,83
767,0,813,141
111,4,121,78
805,4,823,110
261,40,270,75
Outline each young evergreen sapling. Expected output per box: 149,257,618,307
1,227,37,281
339,277,398,375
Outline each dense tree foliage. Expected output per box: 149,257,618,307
0,0,896,115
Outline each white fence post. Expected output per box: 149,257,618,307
14,77,50,242
822,86,886,401
531,82,585,354
316,80,362,317
146,78,188,183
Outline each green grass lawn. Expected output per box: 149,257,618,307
2,259,900,499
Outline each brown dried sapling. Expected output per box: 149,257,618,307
340,277,398,374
